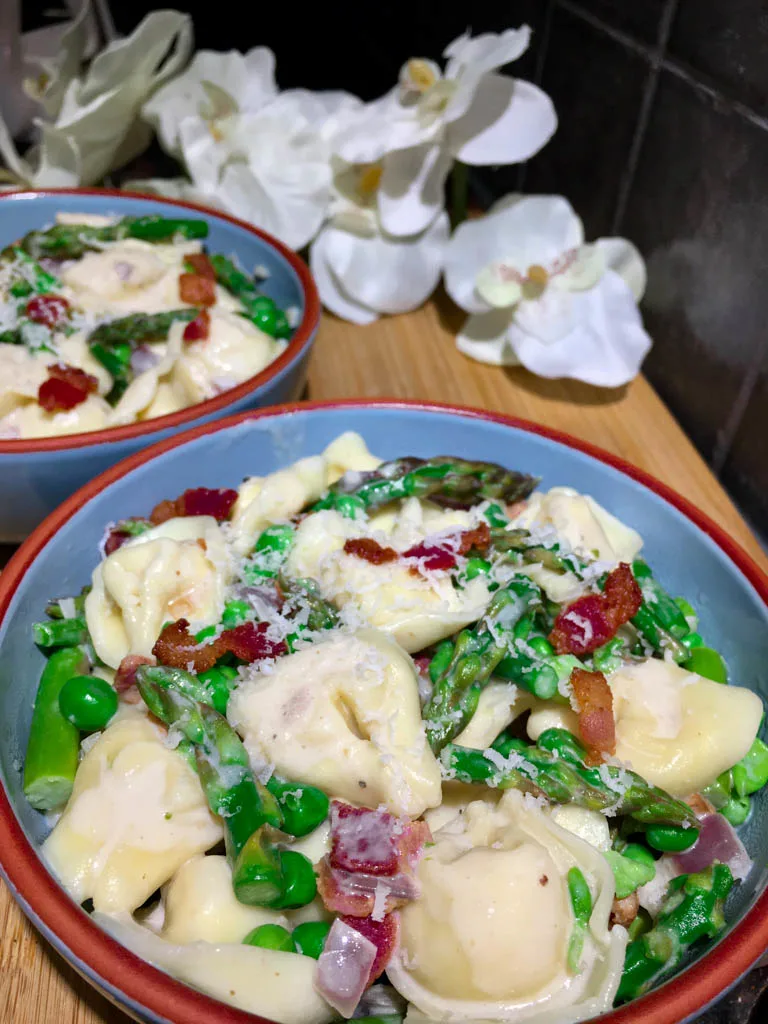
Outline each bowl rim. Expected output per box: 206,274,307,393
1,397,767,1024
0,188,320,454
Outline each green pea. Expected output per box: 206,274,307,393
464,556,491,580
273,310,291,339
429,640,454,684
721,795,750,826
195,624,217,642
550,654,583,683
567,866,592,922
268,851,317,909
684,647,727,684
528,635,555,658
243,923,296,952
255,524,294,554
681,632,703,650
197,665,238,715
58,675,118,731
645,825,699,853
483,503,508,528
513,614,534,641
622,843,656,868
592,637,625,674
251,303,278,336
222,599,250,627
267,777,330,837
732,738,768,797
10,279,33,298
246,295,276,315
627,907,653,941
292,920,331,959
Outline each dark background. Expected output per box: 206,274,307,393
24,0,768,541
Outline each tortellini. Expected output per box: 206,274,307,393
284,503,492,653
454,682,534,751
94,911,335,1024
610,658,762,796
85,515,231,668
228,431,380,557
387,791,626,1022
43,710,223,913
228,628,442,817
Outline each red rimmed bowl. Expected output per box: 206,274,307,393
0,189,320,541
0,399,767,1024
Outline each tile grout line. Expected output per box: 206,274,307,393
711,337,768,474
517,0,557,194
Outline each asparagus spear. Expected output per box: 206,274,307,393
440,731,700,829
616,864,734,1003
135,667,317,908
17,216,208,261
209,255,291,339
277,572,339,632
32,617,89,649
23,646,89,810
315,457,539,516
423,574,557,752
489,527,587,576
2,246,61,294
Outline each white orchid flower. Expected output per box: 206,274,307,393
0,10,192,189
444,194,651,387
332,26,557,238
310,161,449,324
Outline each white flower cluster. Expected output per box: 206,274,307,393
0,9,653,385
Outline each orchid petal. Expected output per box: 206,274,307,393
443,26,532,123
0,111,32,185
514,289,577,344
280,89,363,142
448,75,557,166
332,88,442,164
507,270,651,386
121,176,217,208
178,117,226,195
377,142,451,237
29,122,81,188
555,243,605,292
456,308,519,365
596,237,647,301
310,228,379,325
24,0,91,120
321,213,449,315
144,47,277,157
475,263,523,308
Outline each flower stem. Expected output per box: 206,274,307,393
450,161,469,229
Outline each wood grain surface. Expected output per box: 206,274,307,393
1,298,766,1024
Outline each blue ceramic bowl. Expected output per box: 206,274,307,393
0,400,767,1024
0,189,320,541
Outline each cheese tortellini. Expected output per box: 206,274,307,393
387,792,626,1022
43,710,223,913
85,515,232,668
228,628,442,817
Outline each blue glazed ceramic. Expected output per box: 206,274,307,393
0,400,767,1024
0,189,320,541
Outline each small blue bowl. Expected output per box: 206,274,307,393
0,188,320,541
0,400,767,1024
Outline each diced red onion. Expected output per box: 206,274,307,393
212,375,236,394
332,868,419,902
314,918,377,1018
340,913,398,984
130,344,160,374
113,260,134,281
402,542,457,571
674,813,753,881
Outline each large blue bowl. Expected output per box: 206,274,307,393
0,189,320,541
0,400,767,1024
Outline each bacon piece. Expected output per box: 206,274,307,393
343,538,398,565
570,667,616,764
610,892,639,929
549,562,642,655
26,294,70,327
330,803,401,875
182,309,211,342
149,487,238,525
104,519,151,555
340,913,398,984
185,253,216,280
456,521,491,554
317,862,417,919
402,542,456,571
685,793,716,819
153,617,286,672
179,272,216,307
38,363,98,413
115,654,155,703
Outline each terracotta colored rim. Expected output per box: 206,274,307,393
0,188,320,453
1,398,767,1024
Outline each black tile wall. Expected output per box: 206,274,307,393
620,70,768,465
568,0,669,44
722,362,768,535
669,0,768,115
522,4,650,238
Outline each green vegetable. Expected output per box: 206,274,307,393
315,457,538,516
32,617,88,649
674,597,698,630
681,631,703,650
269,849,317,909
732,738,768,797
441,732,699,829
603,850,656,899
222,599,250,627
18,216,207,260
632,561,690,637
23,647,88,810
616,865,734,1003
265,775,330,837
490,527,586,576
243,924,296,952
277,573,339,632
196,664,238,715
243,524,295,581
721,795,751,826
209,255,291,337
566,867,592,972
684,646,728,683
592,637,626,674
463,556,491,580
483,502,509,527
58,675,118,731
645,824,699,853
292,920,331,959
45,593,87,620
2,246,61,293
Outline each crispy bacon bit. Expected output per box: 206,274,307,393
179,272,216,307
570,667,616,764
539,874,549,886
104,519,151,555
549,562,642,655
185,253,216,279
38,363,98,412
330,803,401,875
343,538,398,565
115,654,155,703
340,913,398,984
610,892,639,929
149,487,238,525
26,294,70,327
152,617,286,672
456,521,491,554
402,542,457,571
685,793,716,819
182,309,211,342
